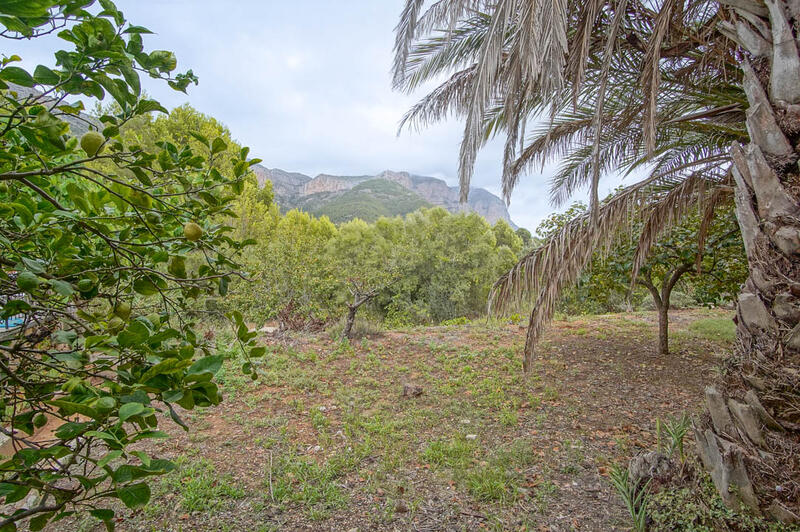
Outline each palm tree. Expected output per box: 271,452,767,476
395,0,800,521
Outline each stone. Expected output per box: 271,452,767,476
628,451,673,486
465,434,477,440
401,383,423,398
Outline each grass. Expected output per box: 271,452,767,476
687,317,736,342
109,307,738,531
148,457,246,515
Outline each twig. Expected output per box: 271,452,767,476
268,451,275,502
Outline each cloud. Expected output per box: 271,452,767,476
7,0,628,230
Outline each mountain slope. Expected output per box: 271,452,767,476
252,166,517,227
298,179,432,223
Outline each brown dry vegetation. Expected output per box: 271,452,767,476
64,309,736,531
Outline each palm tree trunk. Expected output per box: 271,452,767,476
695,0,800,522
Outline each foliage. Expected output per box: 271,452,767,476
0,2,264,529
609,465,651,532
650,473,795,532
532,201,746,316
225,205,524,328
656,413,691,463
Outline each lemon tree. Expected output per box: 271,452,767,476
0,1,263,529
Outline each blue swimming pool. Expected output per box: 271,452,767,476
0,316,24,330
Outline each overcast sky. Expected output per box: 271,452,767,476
13,0,628,230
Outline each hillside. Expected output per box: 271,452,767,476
252,165,517,227
297,179,433,223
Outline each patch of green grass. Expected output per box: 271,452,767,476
422,437,478,469
687,317,736,342
465,465,517,502
499,406,519,426
270,446,368,518
153,457,246,513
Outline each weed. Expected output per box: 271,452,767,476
466,465,515,503
154,457,246,513
422,437,477,468
499,406,519,426
657,413,691,463
609,464,650,532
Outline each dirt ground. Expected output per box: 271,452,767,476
62,308,735,531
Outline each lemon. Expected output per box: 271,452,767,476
183,222,203,241
113,301,131,321
130,189,153,209
107,316,125,333
33,413,48,429
80,131,105,157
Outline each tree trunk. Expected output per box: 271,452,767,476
695,1,800,522
657,305,669,357
342,304,357,340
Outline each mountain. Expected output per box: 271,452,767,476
252,166,517,227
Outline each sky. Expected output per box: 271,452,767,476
12,0,629,230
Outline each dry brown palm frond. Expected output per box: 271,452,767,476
589,0,629,218
398,66,477,134
641,0,677,155
393,0,486,88
393,0,427,88
458,0,520,201
489,180,652,359
566,0,605,108
696,172,734,270
630,170,719,285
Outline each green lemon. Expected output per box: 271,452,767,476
113,301,132,321
80,131,105,157
107,316,125,333
33,413,48,429
130,189,153,209
183,222,203,242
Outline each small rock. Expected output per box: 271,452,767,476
460,419,471,424
402,383,423,398
465,434,477,440
260,326,279,334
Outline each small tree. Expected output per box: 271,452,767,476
536,203,746,355
0,3,263,529
326,219,401,339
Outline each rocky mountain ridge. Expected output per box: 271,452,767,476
252,165,516,227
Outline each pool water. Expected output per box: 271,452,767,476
0,316,23,329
